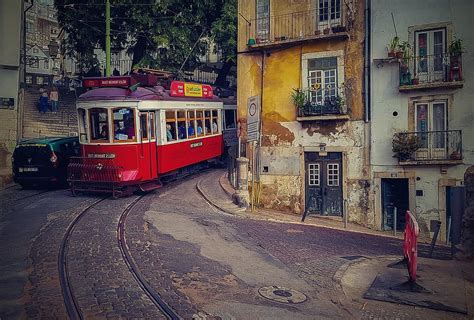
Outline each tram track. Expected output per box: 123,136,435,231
58,192,180,320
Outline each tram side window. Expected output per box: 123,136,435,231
113,108,136,142
204,110,211,135
140,113,148,140
196,110,204,135
224,109,236,129
150,113,156,140
212,110,219,133
90,108,109,142
187,110,196,138
177,110,187,140
165,110,177,141
78,108,88,143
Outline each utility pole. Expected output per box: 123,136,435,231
105,0,111,76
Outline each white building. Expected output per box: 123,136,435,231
369,0,473,241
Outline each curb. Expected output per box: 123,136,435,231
195,180,238,216
218,174,235,199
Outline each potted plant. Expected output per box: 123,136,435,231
323,27,331,35
392,131,422,161
290,88,307,116
315,29,321,36
450,150,462,160
387,36,400,58
247,38,256,46
448,37,463,81
411,77,419,85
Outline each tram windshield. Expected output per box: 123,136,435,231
112,108,136,142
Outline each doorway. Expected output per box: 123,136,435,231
381,178,409,231
304,152,343,219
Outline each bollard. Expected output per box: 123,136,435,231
233,157,250,208
343,199,348,229
429,220,442,258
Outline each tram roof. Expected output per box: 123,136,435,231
77,86,222,103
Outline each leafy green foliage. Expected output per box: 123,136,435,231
55,0,236,76
392,131,422,160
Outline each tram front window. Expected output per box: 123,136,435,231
90,108,109,142
78,108,88,143
113,108,136,142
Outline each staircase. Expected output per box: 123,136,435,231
22,86,79,139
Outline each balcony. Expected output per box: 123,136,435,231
399,53,463,92
296,87,349,121
246,7,348,51
393,130,463,165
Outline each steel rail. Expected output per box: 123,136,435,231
58,197,107,320
117,195,181,320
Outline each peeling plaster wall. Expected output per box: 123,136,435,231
238,0,368,220
370,0,474,238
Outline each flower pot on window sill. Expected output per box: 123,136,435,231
323,28,331,35
315,30,321,36
450,151,462,160
412,78,419,85
331,25,346,33
247,38,256,46
274,36,287,41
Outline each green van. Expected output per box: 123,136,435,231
12,137,80,188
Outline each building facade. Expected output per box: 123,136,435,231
237,0,369,222
369,0,473,240
0,0,23,187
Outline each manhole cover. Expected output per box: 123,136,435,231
258,286,307,304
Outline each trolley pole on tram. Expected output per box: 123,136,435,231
105,0,111,77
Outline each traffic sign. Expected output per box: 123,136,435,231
247,95,260,142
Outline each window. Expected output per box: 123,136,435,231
187,110,196,138
89,108,109,142
26,22,34,34
327,163,339,186
165,110,177,141
308,57,338,105
256,0,269,40
31,58,39,68
36,76,44,85
140,113,148,141
26,75,33,84
78,108,88,143
415,101,447,150
196,110,204,136
415,28,446,82
204,110,212,135
112,108,136,142
44,60,49,69
212,110,219,133
308,164,320,186
318,0,341,29
224,109,236,129
150,113,155,139
176,110,187,139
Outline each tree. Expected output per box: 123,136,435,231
55,0,236,80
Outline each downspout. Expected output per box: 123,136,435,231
364,0,371,123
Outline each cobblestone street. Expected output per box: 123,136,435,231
0,170,469,319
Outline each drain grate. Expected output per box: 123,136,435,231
258,286,307,304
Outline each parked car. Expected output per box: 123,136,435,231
12,137,80,188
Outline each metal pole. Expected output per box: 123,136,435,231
394,207,397,236
344,199,348,229
105,0,111,76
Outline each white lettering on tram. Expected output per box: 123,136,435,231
88,153,116,159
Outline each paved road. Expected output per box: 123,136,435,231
0,171,414,319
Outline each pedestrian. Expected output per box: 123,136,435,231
49,87,59,113
39,91,49,114
112,67,120,76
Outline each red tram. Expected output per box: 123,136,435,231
68,75,223,196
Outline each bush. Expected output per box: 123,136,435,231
392,131,422,160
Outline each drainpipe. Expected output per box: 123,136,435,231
364,0,371,123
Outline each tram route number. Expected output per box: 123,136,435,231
87,153,116,159
190,142,203,148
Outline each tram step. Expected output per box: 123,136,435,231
139,181,162,192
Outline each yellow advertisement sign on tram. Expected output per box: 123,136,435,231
184,83,203,97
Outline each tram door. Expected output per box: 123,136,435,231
139,112,158,179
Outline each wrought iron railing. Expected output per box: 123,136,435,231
399,53,463,86
246,7,346,46
395,130,462,162
297,87,346,117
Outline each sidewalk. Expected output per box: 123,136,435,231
197,171,421,243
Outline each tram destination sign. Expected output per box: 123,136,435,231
170,81,213,98
247,95,260,142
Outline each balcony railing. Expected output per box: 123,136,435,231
246,7,347,47
394,130,463,164
297,87,347,118
399,53,463,90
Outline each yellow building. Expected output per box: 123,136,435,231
237,0,371,225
